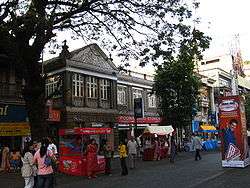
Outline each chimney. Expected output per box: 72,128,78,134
144,74,147,80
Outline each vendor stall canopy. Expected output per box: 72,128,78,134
199,124,218,133
143,126,174,135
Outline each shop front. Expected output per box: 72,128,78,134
116,116,162,142
0,103,30,150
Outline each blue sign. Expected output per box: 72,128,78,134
0,104,28,122
192,120,200,132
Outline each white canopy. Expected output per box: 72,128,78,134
143,126,174,135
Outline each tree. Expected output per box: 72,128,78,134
153,29,211,139
245,94,250,129
0,0,205,140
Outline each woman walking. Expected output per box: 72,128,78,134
1,144,10,172
118,141,128,176
34,138,54,188
21,146,36,188
86,139,98,179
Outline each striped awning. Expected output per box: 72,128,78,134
199,125,217,132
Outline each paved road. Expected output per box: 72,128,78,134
1,151,250,188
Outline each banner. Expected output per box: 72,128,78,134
0,122,30,136
218,96,249,168
0,104,28,122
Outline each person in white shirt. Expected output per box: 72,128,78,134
47,137,58,155
192,133,202,161
127,137,138,169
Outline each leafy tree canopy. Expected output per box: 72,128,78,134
0,0,208,139
154,29,211,130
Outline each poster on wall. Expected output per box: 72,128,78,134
218,96,249,168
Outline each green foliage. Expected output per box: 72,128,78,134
245,94,250,129
0,0,208,138
154,29,211,128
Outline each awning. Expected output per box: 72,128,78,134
117,124,149,130
143,126,174,135
199,125,217,133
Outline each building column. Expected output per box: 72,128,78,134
64,71,72,106
210,86,215,113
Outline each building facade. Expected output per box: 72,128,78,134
0,61,30,150
44,43,161,149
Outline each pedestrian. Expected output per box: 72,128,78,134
127,137,138,169
10,148,21,172
192,133,202,161
103,139,112,175
169,137,176,163
154,138,160,161
34,138,55,188
47,137,58,186
86,139,98,179
21,145,37,188
1,144,10,173
118,141,128,176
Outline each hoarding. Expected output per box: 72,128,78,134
218,96,249,168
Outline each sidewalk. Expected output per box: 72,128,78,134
0,151,219,188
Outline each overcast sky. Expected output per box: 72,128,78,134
45,0,250,74
198,0,250,60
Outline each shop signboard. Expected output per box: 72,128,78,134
117,116,162,124
0,122,30,136
218,96,249,168
47,109,61,122
0,104,27,122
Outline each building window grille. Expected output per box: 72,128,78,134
117,86,127,105
72,73,84,97
87,76,97,98
100,79,110,100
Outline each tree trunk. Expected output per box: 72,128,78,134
25,90,48,141
22,53,48,141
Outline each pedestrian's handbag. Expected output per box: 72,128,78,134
44,154,52,167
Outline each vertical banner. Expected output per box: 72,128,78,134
218,96,249,168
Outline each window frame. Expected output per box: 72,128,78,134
100,79,110,100
72,73,84,97
87,76,98,99
148,92,157,108
117,85,127,105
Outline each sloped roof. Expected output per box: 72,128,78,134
45,43,118,75
68,43,117,72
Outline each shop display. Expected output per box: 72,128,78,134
58,127,112,176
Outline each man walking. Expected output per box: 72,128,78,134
127,137,138,169
192,133,202,161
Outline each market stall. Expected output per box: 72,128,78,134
198,124,218,150
58,127,112,176
141,126,174,161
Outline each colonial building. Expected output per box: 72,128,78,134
44,43,161,148
116,71,161,142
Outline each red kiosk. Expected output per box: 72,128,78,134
142,126,174,161
58,127,112,176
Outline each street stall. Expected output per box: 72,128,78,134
141,126,174,161
198,124,218,150
58,127,112,176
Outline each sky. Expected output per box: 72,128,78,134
44,0,250,75
198,0,250,60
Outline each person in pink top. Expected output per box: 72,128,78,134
34,138,54,188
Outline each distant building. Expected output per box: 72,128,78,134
0,60,30,150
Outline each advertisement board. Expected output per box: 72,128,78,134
218,96,249,168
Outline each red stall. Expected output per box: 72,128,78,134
58,127,112,176
142,126,174,161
